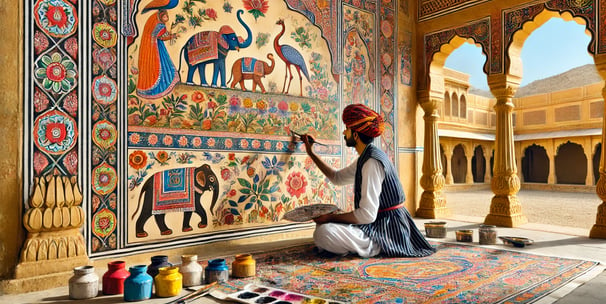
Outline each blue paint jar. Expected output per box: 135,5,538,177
205,258,229,284
147,255,171,279
124,265,153,302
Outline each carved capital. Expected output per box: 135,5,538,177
491,173,520,196
420,173,445,191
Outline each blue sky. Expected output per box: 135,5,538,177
444,18,594,91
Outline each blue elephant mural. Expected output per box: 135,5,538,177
178,9,253,88
132,164,219,238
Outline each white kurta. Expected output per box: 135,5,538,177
313,158,384,257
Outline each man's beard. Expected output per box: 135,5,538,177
345,135,356,147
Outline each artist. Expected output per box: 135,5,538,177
300,104,436,258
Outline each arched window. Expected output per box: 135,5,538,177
451,92,459,117
444,92,451,117
555,142,587,185
471,145,485,182
460,94,467,119
522,144,549,183
452,144,467,183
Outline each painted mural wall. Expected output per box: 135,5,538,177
24,0,400,257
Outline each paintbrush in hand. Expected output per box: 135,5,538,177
290,130,329,147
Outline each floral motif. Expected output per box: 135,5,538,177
62,90,78,116
33,31,49,55
63,149,78,175
243,0,269,20
92,75,117,105
93,208,116,238
63,37,78,59
93,22,118,48
34,0,78,38
92,163,117,195
93,48,116,71
150,151,170,165
33,110,78,155
33,151,50,176
129,150,147,170
92,120,117,149
285,171,307,198
33,88,50,113
35,52,77,94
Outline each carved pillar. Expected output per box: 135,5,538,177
590,54,606,238
585,140,594,186
547,145,556,185
14,171,89,278
484,145,491,183
416,93,449,218
444,148,454,184
465,144,474,184
484,74,527,227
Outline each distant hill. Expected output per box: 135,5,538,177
468,64,603,98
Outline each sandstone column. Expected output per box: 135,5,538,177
547,145,556,185
484,145,491,183
465,144,474,184
416,92,449,218
584,139,594,186
484,74,527,227
444,148,454,184
590,54,606,238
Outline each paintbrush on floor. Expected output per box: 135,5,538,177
165,281,217,304
290,130,329,147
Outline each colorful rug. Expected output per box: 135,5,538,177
214,242,600,304
152,168,195,214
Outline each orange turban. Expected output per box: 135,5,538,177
342,104,385,138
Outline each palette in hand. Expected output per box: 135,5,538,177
282,204,339,222
224,283,346,304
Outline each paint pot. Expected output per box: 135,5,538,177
124,265,153,302
69,265,99,300
147,255,171,279
154,266,183,297
424,221,447,238
478,224,497,245
456,230,473,242
205,258,229,284
180,254,203,287
102,260,130,295
232,253,256,278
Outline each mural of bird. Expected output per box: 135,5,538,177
274,19,310,97
141,0,179,14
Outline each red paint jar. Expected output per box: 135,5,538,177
103,261,131,295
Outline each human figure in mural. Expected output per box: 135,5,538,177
300,104,436,258
137,9,180,99
346,50,366,103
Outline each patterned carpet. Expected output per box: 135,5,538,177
215,242,600,304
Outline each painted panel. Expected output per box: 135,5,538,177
418,0,489,21
124,1,342,246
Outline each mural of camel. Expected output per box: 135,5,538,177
274,19,310,97
229,54,275,93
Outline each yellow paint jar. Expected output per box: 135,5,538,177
154,266,182,297
231,254,256,278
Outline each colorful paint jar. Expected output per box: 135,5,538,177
102,261,130,295
68,265,99,300
147,255,171,279
232,254,256,278
205,258,229,284
124,265,153,302
179,254,203,287
155,266,183,297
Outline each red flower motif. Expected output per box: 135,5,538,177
46,122,67,143
46,62,66,82
45,6,68,29
221,168,231,180
191,91,205,103
129,150,147,170
224,213,235,225
205,8,218,20
285,172,307,198
243,0,269,14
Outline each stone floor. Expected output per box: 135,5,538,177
2,189,606,303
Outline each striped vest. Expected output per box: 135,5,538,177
354,144,404,210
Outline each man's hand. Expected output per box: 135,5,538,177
313,213,332,225
300,134,315,155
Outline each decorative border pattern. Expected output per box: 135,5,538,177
423,18,491,87
90,0,119,252
418,0,490,21
379,5,397,162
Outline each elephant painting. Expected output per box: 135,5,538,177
229,54,275,93
178,9,252,88
132,164,218,238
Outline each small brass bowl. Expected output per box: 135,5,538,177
456,230,473,242
424,221,447,238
